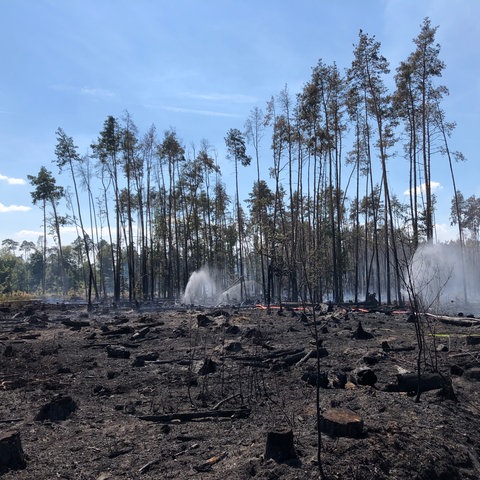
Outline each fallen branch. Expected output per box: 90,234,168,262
138,458,161,474
425,313,480,327
212,393,241,410
139,407,250,423
194,451,228,472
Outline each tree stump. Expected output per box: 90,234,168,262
198,357,217,375
0,431,26,471
264,429,297,462
354,367,377,386
35,395,77,421
320,408,364,438
352,321,373,340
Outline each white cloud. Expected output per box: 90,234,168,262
162,106,241,118
0,202,31,213
17,229,42,238
404,181,443,196
80,87,115,98
182,92,257,103
51,84,115,99
435,222,459,243
0,173,26,185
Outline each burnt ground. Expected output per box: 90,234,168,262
1,301,480,479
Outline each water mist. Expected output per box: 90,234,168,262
409,242,480,315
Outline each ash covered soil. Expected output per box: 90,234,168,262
1,301,480,479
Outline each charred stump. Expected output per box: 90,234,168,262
352,321,373,340
264,429,297,462
35,395,77,422
0,431,26,472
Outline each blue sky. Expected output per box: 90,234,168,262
1,0,479,245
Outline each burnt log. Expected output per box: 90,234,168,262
0,431,26,472
464,368,480,381
139,407,250,423
296,348,329,366
61,319,90,329
101,326,134,336
132,351,159,367
106,345,131,359
466,335,480,346
131,326,151,340
396,372,445,392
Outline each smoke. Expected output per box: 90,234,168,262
409,242,480,314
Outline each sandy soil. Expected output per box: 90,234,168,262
1,301,480,479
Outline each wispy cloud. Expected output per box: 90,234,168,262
182,92,257,103
163,106,241,118
51,84,115,99
0,202,31,213
80,87,115,98
17,229,42,238
404,181,442,196
0,173,26,185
